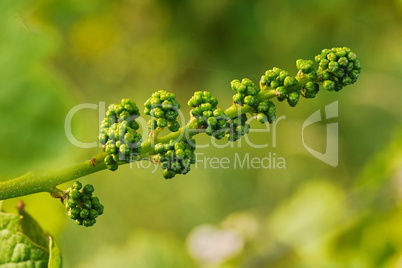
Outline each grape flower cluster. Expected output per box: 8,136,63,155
152,139,196,179
99,99,142,171
144,90,181,132
188,90,255,141
315,47,361,92
97,47,361,179
64,181,104,227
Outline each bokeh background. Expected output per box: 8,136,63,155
1,0,402,267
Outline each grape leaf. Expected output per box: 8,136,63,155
0,203,62,268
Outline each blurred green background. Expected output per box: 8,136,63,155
1,0,402,267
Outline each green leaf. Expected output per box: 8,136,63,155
0,203,62,268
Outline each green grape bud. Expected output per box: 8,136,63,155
302,81,319,98
161,100,173,110
264,70,276,81
80,209,90,219
83,219,96,227
91,196,101,208
323,80,336,91
69,207,81,220
208,117,218,126
98,133,108,145
168,121,180,132
213,108,224,117
233,93,244,104
72,181,82,190
257,102,268,112
270,80,280,89
105,143,117,154
191,107,202,117
319,59,329,69
338,57,348,67
287,91,300,107
69,189,81,200
176,149,185,159
347,51,357,61
83,184,94,194
328,61,339,72
327,52,337,61
200,103,212,111
163,169,176,179
119,144,130,155
257,113,268,123
89,209,99,219
203,111,213,118
66,199,78,209
276,86,287,98
157,118,168,128
246,83,259,95
296,59,315,73
284,76,297,87
244,96,258,107
151,107,164,118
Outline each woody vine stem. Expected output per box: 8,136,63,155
0,47,361,227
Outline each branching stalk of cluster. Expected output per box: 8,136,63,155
0,47,361,226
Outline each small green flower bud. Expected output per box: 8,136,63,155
257,113,268,123
265,69,276,81
319,59,329,69
284,76,297,87
233,93,244,104
83,219,96,227
270,80,280,89
200,103,212,111
80,209,90,219
168,121,180,132
69,189,81,200
68,207,80,220
287,91,300,107
203,111,213,118
338,57,348,67
323,80,336,91
327,52,337,61
89,209,99,219
297,59,315,73
98,133,108,145
157,118,168,128
66,199,78,209
72,181,82,190
257,102,268,112
244,96,258,107
276,86,287,98
119,144,130,155
347,51,357,61
176,149,185,159
328,61,339,72
191,107,202,117
161,100,173,110
91,196,101,207
83,184,94,194
207,117,217,126
213,108,224,117
163,169,176,179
